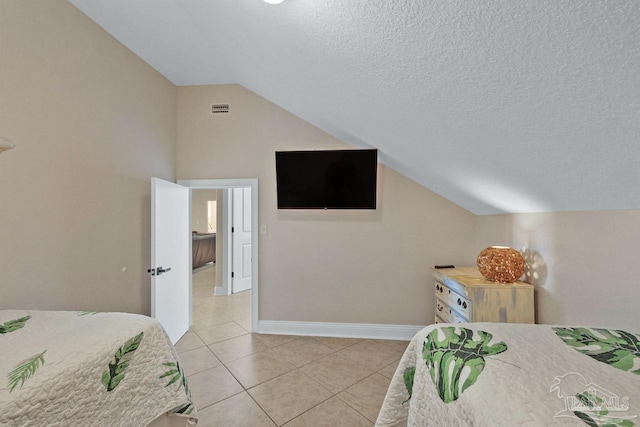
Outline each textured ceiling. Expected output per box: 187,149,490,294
68,0,640,214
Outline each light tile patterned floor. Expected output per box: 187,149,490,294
178,265,407,426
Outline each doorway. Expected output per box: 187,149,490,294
190,188,221,324
179,179,259,333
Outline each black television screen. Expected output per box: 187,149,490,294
275,149,377,209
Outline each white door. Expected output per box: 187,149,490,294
232,187,252,293
151,178,190,344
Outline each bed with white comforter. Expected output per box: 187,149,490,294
376,323,639,426
0,310,196,426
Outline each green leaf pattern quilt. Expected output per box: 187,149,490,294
0,310,196,426
376,323,639,426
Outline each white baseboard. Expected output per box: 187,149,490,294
256,320,425,341
213,286,228,296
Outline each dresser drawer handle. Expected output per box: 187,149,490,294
457,298,461,305
462,302,467,309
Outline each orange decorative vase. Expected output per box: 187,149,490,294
477,246,525,283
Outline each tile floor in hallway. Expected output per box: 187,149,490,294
176,265,408,427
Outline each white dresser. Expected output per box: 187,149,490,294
432,267,535,324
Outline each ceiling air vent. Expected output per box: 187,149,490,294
211,104,230,115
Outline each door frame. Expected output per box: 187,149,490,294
178,178,259,332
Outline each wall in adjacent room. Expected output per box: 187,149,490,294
214,189,225,290
176,84,477,326
0,0,176,314
476,210,640,331
191,189,217,233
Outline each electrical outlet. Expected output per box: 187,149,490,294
260,224,268,235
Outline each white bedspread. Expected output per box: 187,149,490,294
0,310,196,426
376,323,639,426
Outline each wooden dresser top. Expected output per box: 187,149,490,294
431,267,533,290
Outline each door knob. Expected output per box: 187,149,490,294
148,266,172,276
156,266,172,275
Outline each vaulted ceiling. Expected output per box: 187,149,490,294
68,0,640,214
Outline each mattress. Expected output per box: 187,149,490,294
0,310,197,426
376,323,639,426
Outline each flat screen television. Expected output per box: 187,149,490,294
275,149,378,209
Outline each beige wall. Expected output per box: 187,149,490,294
191,189,217,233
476,210,640,331
4,2,633,331
177,84,477,325
0,0,176,314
